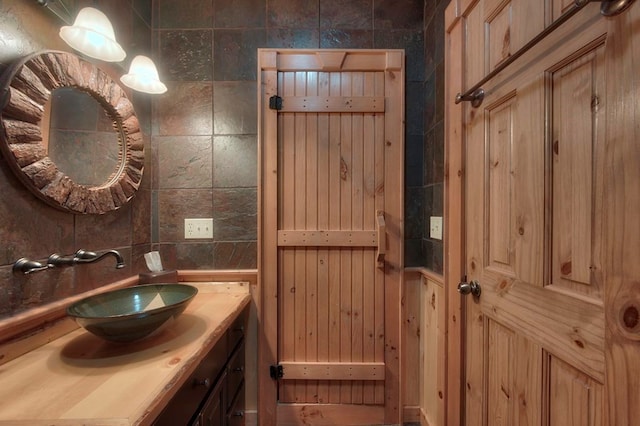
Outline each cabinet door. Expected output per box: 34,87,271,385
197,371,226,426
226,342,244,411
155,337,228,426
226,382,245,426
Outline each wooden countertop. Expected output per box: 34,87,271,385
0,282,251,426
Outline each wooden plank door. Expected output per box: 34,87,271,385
446,1,640,424
258,49,404,425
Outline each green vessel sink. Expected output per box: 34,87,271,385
66,283,198,343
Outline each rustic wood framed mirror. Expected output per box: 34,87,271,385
0,50,144,214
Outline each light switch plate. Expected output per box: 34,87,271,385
185,218,213,239
430,216,443,240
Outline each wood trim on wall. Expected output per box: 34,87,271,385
403,268,423,423
403,267,445,426
444,1,465,425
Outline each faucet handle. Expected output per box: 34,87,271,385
13,258,52,275
74,249,98,260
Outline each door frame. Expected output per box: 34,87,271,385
444,4,465,426
257,48,405,425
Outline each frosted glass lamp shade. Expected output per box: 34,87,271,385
59,7,126,62
120,56,168,94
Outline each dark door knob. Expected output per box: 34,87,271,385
458,280,481,297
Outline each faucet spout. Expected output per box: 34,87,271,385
48,249,125,269
74,249,126,269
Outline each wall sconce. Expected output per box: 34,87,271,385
59,7,126,62
37,1,167,94
120,56,168,94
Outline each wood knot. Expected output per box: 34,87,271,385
623,305,639,330
340,158,349,180
518,227,524,236
561,261,572,276
574,339,585,349
519,393,527,407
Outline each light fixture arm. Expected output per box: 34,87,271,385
35,0,73,25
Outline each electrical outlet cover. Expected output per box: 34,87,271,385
430,216,443,240
185,218,213,239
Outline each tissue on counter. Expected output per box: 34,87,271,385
144,251,163,272
139,251,178,285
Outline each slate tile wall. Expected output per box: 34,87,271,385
151,0,430,270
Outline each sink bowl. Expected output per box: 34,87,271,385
66,283,198,343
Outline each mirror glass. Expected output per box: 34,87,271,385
0,50,144,214
46,88,120,186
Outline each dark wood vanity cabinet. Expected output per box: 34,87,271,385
155,307,247,426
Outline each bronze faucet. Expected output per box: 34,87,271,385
48,249,125,269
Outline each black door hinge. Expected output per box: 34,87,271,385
269,95,283,110
270,364,284,380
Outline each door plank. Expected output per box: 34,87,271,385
293,71,309,403
327,71,343,405
373,70,387,406
316,72,330,405
277,230,377,247
304,71,320,403
279,362,385,381
363,71,378,405
350,71,365,405
382,53,404,420
280,71,297,403
339,71,354,404
277,96,385,113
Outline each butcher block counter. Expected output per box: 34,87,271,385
0,281,251,426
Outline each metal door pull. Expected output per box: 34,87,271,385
376,210,386,269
